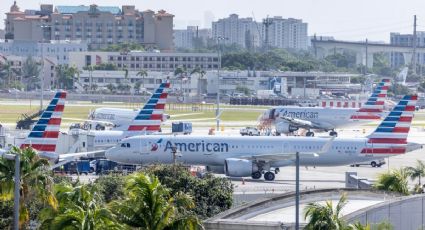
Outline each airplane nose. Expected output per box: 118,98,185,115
105,147,117,160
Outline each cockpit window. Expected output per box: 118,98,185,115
120,143,131,148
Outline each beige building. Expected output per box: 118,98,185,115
0,54,57,89
68,51,220,72
4,2,174,50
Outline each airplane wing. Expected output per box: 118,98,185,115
49,150,106,170
238,136,335,162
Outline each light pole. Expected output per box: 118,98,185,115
216,36,226,131
3,153,20,230
295,151,300,230
39,24,51,109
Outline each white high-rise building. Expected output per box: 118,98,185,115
265,17,308,50
212,14,261,48
174,26,212,49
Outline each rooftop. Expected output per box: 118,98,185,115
55,5,121,15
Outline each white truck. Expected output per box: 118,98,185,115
240,127,260,136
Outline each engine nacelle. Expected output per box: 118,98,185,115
224,158,258,177
206,165,225,174
275,122,299,134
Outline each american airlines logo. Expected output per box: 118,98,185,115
151,138,163,151
280,110,319,119
95,113,115,120
164,140,229,153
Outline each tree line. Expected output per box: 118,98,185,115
0,147,233,229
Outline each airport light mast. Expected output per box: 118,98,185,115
216,36,227,131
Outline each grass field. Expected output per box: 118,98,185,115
0,102,263,124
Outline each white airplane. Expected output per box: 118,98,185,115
0,91,100,166
75,82,171,150
82,84,171,131
105,95,419,181
262,79,391,137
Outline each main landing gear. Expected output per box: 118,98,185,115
251,167,280,181
306,130,315,137
329,130,338,137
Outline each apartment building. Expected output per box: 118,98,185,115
174,26,212,49
390,32,425,68
0,54,57,89
0,39,87,64
4,2,174,50
68,51,220,72
212,14,262,48
265,17,308,50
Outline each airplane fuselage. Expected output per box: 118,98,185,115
268,106,382,130
105,135,398,168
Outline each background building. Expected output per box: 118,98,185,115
0,54,57,89
265,17,308,50
0,39,87,64
69,51,220,72
212,14,262,49
4,2,174,50
174,26,212,49
390,32,425,68
212,14,309,50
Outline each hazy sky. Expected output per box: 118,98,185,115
2,0,425,42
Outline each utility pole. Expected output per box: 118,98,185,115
365,38,368,75
295,152,300,230
412,15,417,74
263,16,273,52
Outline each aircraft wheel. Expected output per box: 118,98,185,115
264,171,275,181
251,171,262,179
330,131,338,137
306,131,314,137
371,161,377,167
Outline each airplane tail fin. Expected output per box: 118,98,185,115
364,94,417,154
351,79,390,120
21,91,67,158
127,82,170,134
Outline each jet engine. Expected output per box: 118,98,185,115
275,122,299,134
224,158,258,177
206,165,225,174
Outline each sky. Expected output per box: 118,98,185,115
2,0,425,42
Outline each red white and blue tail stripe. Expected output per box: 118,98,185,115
362,94,417,155
20,91,66,158
126,82,170,133
351,79,390,120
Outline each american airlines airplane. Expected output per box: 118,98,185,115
83,85,170,131
105,94,418,181
0,91,97,165
262,79,391,137
77,82,171,150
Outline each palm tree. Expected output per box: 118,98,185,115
106,83,116,94
21,56,41,91
304,193,347,230
136,69,148,91
374,168,409,195
39,183,122,229
190,66,206,96
406,160,425,193
0,62,13,87
111,172,201,230
0,147,57,228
